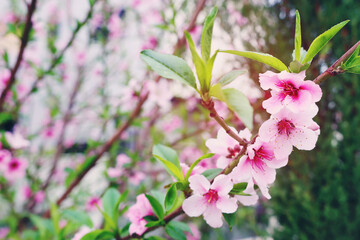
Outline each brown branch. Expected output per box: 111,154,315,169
313,40,360,84
0,0,37,111
201,98,248,146
52,0,209,209
17,0,98,106
122,207,184,240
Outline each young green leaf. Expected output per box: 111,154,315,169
223,88,253,130
209,83,226,102
80,230,114,240
220,50,288,72
167,221,192,234
145,194,165,220
205,50,219,87
294,10,302,61
153,154,184,181
152,144,180,168
302,20,349,64
165,184,177,212
184,31,207,90
201,168,222,180
345,65,360,74
223,212,237,231
185,153,215,180
165,224,186,240
140,50,196,89
343,45,360,68
218,70,246,86
62,210,93,228
201,7,218,62
102,188,121,223
229,182,248,195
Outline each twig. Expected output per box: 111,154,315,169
17,0,98,106
53,0,209,208
122,207,184,240
0,0,37,111
313,40,360,84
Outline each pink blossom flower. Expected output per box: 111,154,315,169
34,191,46,203
0,149,11,171
230,139,288,199
23,185,32,199
86,196,102,211
127,194,154,235
129,171,145,185
206,127,251,168
5,131,30,149
186,224,201,240
182,174,237,228
260,71,322,114
4,157,28,181
259,107,320,159
162,116,182,133
109,14,122,39
0,227,9,238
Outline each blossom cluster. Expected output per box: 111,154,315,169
182,70,322,228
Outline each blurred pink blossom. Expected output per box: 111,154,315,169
127,194,154,235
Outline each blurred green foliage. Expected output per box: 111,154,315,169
241,0,360,239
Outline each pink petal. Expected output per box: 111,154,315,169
236,194,259,206
301,80,322,102
216,196,238,213
286,90,312,113
266,156,288,169
273,135,293,159
290,128,318,151
203,205,223,228
182,195,207,217
189,174,210,195
215,156,231,169
258,119,278,142
259,71,279,90
205,139,229,156
211,175,233,196
229,156,251,183
252,165,276,185
262,93,283,114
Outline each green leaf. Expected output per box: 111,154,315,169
343,45,360,68
140,50,196,89
165,224,186,240
80,230,114,240
145,194,165,220
229,182,250,195
201,168,222,180
218,70,246,86
145,236,167,240
294,10,302,61
62,210,93,228
205,50,219,86
223,212,237,231
102,188,121,222
30,215,54,240
165,184,177,212
184,31,207,90
168,221,192,234
220,50,288,72
209,83,226,102
201,7,218,62
346,65,360,74
145,220,163,228
153,144,184,181
50,203,60,235
185,153,215,180
223,88,253,130
302,20,349,64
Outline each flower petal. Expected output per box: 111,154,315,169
211,174,233,196
216,196,238,213
291,128,318,151
182,195,207,217
203,205,223,228
189,174,210,195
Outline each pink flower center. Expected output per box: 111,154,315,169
251,146,273,171
226,145,241,158
203,189,219,204
9,160,19,170
280,81,299,98
277,119,295,136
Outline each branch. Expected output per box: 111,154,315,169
53,0,209,208
313,40,360,84
0,0,37,110
17,0,98,105
201,99,248,146
122,207,184,240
